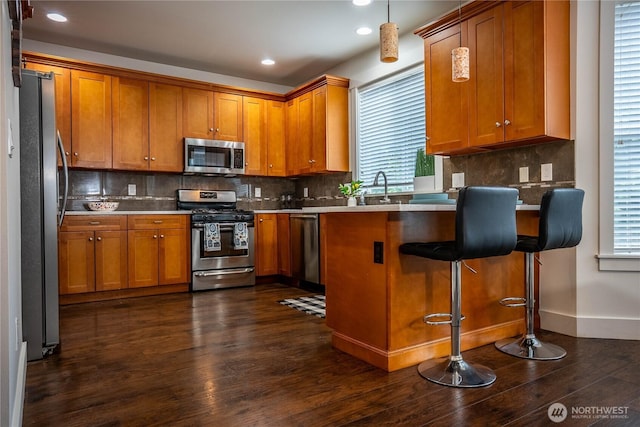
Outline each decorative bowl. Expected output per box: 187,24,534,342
86,201,119,211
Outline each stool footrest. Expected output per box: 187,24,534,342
424,313,466,325
499,297,526,307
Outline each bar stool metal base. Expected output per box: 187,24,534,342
418,356,496,388
495,335,566,360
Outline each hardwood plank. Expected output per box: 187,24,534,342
23,284,640,426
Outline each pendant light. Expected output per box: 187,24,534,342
380,0,398,63
451,1,469,82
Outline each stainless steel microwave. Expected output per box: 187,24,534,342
184,138,245,175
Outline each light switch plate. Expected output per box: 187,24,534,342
452,172,465,188
519,167,529,183
127,184,136,196
303,187,309,197
255,187,261,198
541,163,553,181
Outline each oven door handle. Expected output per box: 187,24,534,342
194,268,255,277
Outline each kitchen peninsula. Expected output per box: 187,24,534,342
307,203,539,372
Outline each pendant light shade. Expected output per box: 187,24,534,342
451,47,469,82
379,0,398,63
380,22,398,63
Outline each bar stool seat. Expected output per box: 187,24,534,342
495,188,584,360
400,186,518,388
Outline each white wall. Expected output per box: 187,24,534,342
539,0,639,340
22,40,293,94
1,4,27,426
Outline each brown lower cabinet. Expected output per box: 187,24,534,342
58,214,189,299
127,215,189,288
58,215,128,294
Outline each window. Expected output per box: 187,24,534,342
355,67,430,193
614,1,640,254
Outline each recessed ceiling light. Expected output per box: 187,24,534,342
261,59,275,66
356,27,372,36
46,13,67,22
353,0,371,6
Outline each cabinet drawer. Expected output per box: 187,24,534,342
60,215,127,231
128,215,188,230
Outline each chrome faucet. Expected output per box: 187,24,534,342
373,171,391,204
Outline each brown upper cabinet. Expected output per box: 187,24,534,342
22,53,349,177
416,0,570,155
285,76,349,175
71,70,113,168
23,62,72,167
183,89,243,142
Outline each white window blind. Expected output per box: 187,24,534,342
357,68,425,192
614,1,640,253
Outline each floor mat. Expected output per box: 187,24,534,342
278,295,325,318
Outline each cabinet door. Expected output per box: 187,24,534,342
311,86,327,171
127,229,159,288
285,98,298,175
112,77,150,170
289,92,313,175
183,88,214,139
71,70,112,168
214,92,243,141
276,213,291,276
323,85,349,173
149,83,184,172
95,230,128,291
504,0,562,142
468,5,505,148
158,228,189,285
256,214,278,276
25,62,71,167
423,24,469,155
58,231,95,294
243,96,267,175
266,100,286,176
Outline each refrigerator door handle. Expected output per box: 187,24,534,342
57,129,69,227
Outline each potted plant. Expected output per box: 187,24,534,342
413,148,437,193
338,180,363,207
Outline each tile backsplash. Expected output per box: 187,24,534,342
64,139,574,212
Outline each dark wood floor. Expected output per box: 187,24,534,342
23,283,640,426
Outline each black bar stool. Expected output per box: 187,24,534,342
399,186,518,388
495,188,584,360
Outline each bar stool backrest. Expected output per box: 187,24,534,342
456,186,519,259
538,188,585,251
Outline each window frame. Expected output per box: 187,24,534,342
353,65,443,194
598,0,640,271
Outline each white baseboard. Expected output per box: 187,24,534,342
540,310,640,340
11,342,27,427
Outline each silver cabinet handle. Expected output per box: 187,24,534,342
426,136,430,141
151,157,155,161
259,218,263,222
74,152,78,156
153,220,163,224
160,234,164,238
96,237,102,241
504,119,511,126
89,221,100,225
269,164,273,168
144,156,149,160
88,237,93,241
496,122,501,128
153,235,157,239
209,128,214,132
65,151,70,156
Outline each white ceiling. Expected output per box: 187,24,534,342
22,0,456,87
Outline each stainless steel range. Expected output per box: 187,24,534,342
177,189,255,291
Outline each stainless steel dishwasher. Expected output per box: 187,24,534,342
289,213,320,285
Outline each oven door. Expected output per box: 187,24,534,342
192,223,255,271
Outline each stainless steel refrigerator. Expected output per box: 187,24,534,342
20,69,68,361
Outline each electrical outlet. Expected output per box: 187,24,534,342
255,187,261,198
303,187,309,198
452,172,465,188
519,167,529,183
127,184,136,196
541,163,553,181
